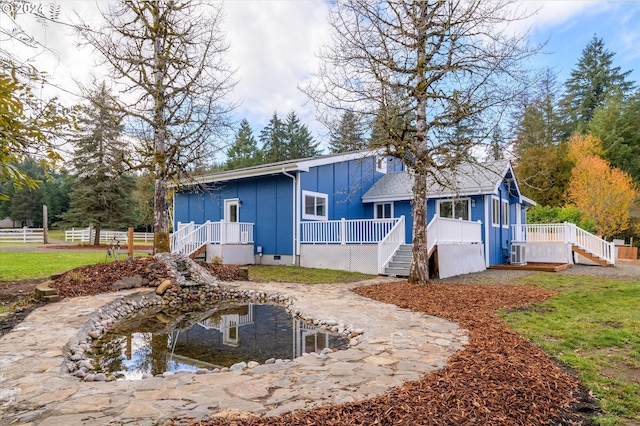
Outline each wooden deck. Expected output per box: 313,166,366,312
489,262,573,272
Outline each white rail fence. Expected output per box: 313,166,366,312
0,228,44,243
427,215,483,254
171,221,255,256
511,222,615,265
376,216,405,274
65,228,154,244
300,217,400,244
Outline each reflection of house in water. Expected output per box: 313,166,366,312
293,321,330,358
165,304,340,368
197,305,255,346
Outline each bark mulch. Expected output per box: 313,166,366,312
172,282,599,426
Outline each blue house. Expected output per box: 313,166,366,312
171,150,614,278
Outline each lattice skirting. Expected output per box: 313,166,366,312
300,244,378,274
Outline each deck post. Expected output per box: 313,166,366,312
340,218,346,245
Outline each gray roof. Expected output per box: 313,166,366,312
362,160,515,202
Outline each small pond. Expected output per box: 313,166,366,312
91,303,349,380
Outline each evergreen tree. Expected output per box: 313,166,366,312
560,36,635,133
259,112,287,163
589,90,640,184
284,111,321,159
62,82,136,244
329,110,367,153
226,119,261,170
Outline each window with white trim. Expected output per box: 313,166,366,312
438,199,470,221
502,200,509,228
492,197,500,227
375,202,393,219
302,190,328,220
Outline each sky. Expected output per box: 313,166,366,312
3,0,640,157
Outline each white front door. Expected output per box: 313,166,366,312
224,199,239,223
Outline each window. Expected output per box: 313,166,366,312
302,190,328,220
375,202,393,219
376,155,387,174
492,197,500,227
502,200,509,227
438,199,470,221
224,199,239,222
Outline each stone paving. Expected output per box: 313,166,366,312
0,278,468,425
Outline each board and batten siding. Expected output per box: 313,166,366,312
173,174,294,256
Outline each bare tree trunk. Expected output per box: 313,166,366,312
93,223,101,246
409,2,430,285
409,174,429,283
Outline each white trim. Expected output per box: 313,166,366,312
375,155,388,174
484,195,490,267
302,190,329,221
491,196,500,227
374,202,394,219
224,198,240,222
516,203,522,227
502,199,509,229
436,198,471,221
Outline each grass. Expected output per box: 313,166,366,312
247,265,375,284
502,274,640,425
0,251,150,281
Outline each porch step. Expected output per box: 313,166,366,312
572,245,613,267
384,244,412,277
188,244,207,260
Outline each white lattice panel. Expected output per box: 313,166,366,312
300,245,378,275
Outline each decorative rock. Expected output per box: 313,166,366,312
247,361,259,368
94,373,107,381
84,374,95,382
229,362,247,371
141,373,154,379
156,279,173,295
265,358,276,364
88,330,101,339
195,369,210,375
73,370,85,378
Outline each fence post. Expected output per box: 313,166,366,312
220,220,226,244
23,226,27,243
340,218,346,245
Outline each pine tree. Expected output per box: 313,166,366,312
259,112,287,163
226,119,262,170
329,111,367,153
284,111,321,159
560,36,635,133
62,82,136,245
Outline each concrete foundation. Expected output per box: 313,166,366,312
206,244,255,265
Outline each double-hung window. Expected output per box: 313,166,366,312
492,197,500,227
302,190,328,220
438,199,470,221
375,202,393,219
502,200,509,228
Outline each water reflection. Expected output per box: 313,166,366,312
93,303,348,380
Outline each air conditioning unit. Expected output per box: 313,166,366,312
511,244,527,265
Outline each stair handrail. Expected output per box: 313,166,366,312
171,221,196,253
377,215,405,274
172,221,211,255
567,222,615,265
426,214,439,255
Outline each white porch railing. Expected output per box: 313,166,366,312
171,220,255,256
427,215,483,254
377,216,405,274
300,217,400,244
511,223,615,265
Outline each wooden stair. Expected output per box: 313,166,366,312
188,243,207,260
34,281,60,303
572,245,613,267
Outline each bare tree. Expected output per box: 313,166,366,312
303,0,538,284
76,0,236,251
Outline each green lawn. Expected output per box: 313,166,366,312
503,274,640,425
247,265,375,284
0,251,150,281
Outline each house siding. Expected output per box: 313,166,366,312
174,175,294,256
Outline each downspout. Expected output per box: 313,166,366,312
282,169,297,265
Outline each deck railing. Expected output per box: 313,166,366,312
377,216,405,274
171,220,254,256
511,223,614,265
300,217,400,244
427,215,483,254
